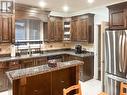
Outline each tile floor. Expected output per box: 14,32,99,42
0,79,102,95
80,79,102,95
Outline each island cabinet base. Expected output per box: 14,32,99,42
12,66,79,95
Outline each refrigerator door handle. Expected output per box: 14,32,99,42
122,32,126,73
124,31,127,73
119,32,123,72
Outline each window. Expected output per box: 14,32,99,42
15,19,41,41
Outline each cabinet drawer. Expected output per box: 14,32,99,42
35,57,47,66
8,61,20,70
0,63,8,69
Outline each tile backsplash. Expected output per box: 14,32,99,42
0,43,11,54
41,42,94,52
0,42,94,55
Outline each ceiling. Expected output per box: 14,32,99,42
15,0,127,13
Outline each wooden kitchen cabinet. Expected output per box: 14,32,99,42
71,14,94,43
52,67,76,95
8,61,21,70
107,2,127,29
20,59,34,68
43,22,48,42
0,63,8,91
0,15,15,43
25,73,51,95
48,17,56,42
20,57,47,68
0,69,8,91
68,55,94,81
83,56,94,81
124,8,127,28
55,18,63,42
35,57,47,66
78,18,88,41
13,66,78,95
45,16,63,42
71,19,78,41
0,61,21,92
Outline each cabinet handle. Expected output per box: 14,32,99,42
34,90,38,93
60,80,65,83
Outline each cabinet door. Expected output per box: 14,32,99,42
48,18,56,42
82,56,94,81
0,69,8,91
0,62,9,92
35,57,47,66
43,22,48,42
0,15,13,43
8,61,21,70
52,67,76,95
124,8,127,28
26,73,51,95
20,59,34,68
71,20,78,41
109,8,125,29
55,20,63,42
79,19,88,41
15,73,51,95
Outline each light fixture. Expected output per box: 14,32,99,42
63,5,69,12
88,0,94,3
39,1,47,8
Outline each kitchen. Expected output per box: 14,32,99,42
0,0,127,95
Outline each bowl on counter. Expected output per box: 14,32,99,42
48,59,57,68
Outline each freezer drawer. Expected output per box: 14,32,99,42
105,74,127,95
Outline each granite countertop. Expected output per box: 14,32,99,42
0,50,94,62
6,60,84,82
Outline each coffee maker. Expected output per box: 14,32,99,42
75,45,82,54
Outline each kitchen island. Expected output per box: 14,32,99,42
6,60,83,95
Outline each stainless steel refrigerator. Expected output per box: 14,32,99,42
104,30,127,95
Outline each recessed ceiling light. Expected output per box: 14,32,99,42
88,0,94,3
63,5,69,12
39,1,47,8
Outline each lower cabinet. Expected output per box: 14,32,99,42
52,67,76,95
0,63,8,91
68,55,94,81
13,67,77,95
20,57,47,68
82,56,94,81
0,57,47,92
20,59,34,68
26,73,51,95
35,57,47,66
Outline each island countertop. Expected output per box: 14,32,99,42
0,49,94,62
6,60,84,81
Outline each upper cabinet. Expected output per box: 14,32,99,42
44,16,63,42
0,0,15,44
0,0,14,14
124,7,127,28
71,14,94,43
0,15,15,43
107,2,127,29
71,19,78,41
